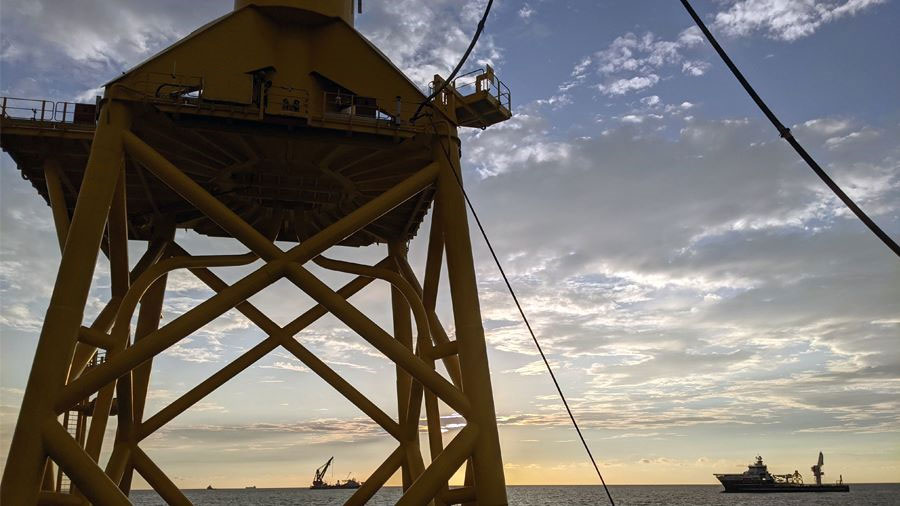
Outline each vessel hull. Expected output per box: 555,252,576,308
721,483,849,493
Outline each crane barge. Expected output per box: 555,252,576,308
310,457,361,490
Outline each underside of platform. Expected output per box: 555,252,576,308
2,107,435,247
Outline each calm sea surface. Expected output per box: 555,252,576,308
130,484,899,505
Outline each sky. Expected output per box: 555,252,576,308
1,0,899,489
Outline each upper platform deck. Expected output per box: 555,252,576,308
0,3,511,247
0,94,436,246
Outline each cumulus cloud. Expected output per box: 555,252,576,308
0,0,225,100
712,0,887,41
681,60,711,76
598,75,661,96
558,27,705,98
553,0,885,99
462,113,572,177
358,0,501,87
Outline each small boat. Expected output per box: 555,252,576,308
206,485,214,490
245,486,257,489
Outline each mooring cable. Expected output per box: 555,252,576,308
680,0,900,258
410,0,495,124
430,122,616,506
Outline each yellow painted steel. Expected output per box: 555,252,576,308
130,447,191,506
1,1,512,503
43,159,70,252
235,0,355,25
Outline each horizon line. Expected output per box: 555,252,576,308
130,482,900,490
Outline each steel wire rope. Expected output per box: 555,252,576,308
409,0,494,124
680,0,899,258
429,117,616,506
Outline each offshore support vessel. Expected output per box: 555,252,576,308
715,453,849,493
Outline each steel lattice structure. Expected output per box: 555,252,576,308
0,1,512,504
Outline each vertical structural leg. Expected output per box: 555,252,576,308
120,224,174,493
84,166,131,479
391,241,416,491
78,168,131,506
0,99,130,504
434,135,508,505
41,157,70,492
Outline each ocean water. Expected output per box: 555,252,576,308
129,484,900,505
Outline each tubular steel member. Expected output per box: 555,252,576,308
1,0,513,504
2,99,131,505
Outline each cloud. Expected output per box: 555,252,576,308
681,60,710,76
640,95,661,107
464,111,898,435
553,0,885,99
0,303,42,331
557,28,706,98
598,75,661,96
504,359,562,377
799,118,853,136
596,33,687,75
162,338,223,364
146,417,388,449
823,129,881,151
357,0,501,87
260,360,309,373
156,299,253,363
712,0,887,41
586,30,697,96
0,0,226,99
519,5,535,20
462,113,572,177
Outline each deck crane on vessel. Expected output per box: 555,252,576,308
312,457,334,488
811,452,825,485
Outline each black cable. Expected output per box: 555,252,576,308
430,120,616,506
410,0,494,124
680,0,900,258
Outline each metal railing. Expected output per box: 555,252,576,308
322,91,405,126
452,67,511,111
0,97,94,124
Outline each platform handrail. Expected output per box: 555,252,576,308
53,101,84,123
322,91,416,126
0,97,95,125
448,66,512,112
